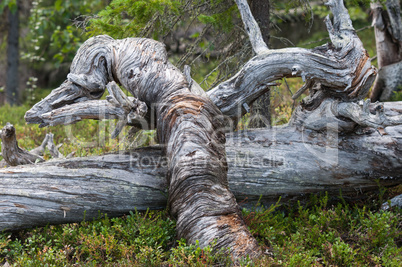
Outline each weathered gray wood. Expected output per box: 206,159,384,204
290,98,402,132
0,123,44,166
19,0,393,258
0,126,70,166
370,0,402,101
0,147,168,231
337,100,402,129
207,0,376,128
382,194,402,210
29,134,49,157
46,133,64,159
24,38,261,257
248,0,272,129
235,0,269,54
1,110,401,231
373,61,402,101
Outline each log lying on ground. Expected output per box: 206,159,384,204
18,0,392,258
2,103,401,232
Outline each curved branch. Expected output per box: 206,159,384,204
207,0,376,125
21,0,382,257
24,37,261,257
207,45,376,124
336,100,402,129
235,0,269,54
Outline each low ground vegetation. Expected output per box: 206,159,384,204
0,191,401,266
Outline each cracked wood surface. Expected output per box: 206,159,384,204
24,36,261,256
207,0,376,127
14,0,396,258
1,103,401,231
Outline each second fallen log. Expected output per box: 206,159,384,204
1,104,401,232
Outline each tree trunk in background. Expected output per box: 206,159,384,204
6,1,19,106
370,0,402,101
248,0,271,128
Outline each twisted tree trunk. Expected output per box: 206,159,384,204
1,102,402,231
24,37,260,257
13,0,401,258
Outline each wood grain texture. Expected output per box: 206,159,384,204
0,123,44,166
24,37,260,257
370,0,402,101
208,0,376,128
18,0,396,258
235,0,269,54
2,107,401,231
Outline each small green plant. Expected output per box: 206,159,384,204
390,88,402,101
25,77,38,106
168,239,231,266
0,192,401,266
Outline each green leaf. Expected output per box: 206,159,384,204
0,0,9,14
54,0,63,12
198,14,215,24
0,0,17,14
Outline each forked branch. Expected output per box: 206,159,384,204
337,100,402,129
207,0,376,126
38,82,148,139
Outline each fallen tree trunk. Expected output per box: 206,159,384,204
2,102,401,232
13,0,400,258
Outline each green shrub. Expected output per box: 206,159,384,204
1,193,401,266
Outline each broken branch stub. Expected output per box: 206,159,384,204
46,133,64,159
0,123,44,166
